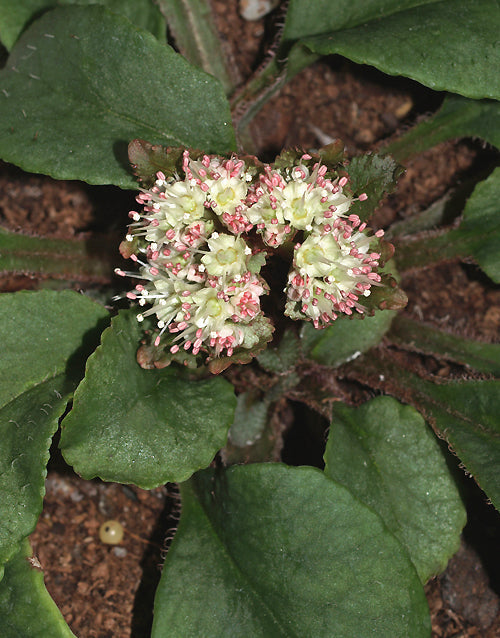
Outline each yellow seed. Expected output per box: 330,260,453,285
99,520,124,545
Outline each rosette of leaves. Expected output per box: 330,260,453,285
0,1,499,636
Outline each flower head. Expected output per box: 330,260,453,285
118,145,400,370
117,152,272,363
285,217,384,327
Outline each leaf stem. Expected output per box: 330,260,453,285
383,95,500,163
388,315,500,376
393,227,474,272
230,43,318,150
156,0,236,96
0,227,118,283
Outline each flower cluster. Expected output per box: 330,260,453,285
285,215,384,328
247,156,357,247
116,151,271,362
117,147,392,366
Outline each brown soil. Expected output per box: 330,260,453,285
1,3,499,637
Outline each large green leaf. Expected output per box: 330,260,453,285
301,310,396,367
285,0,500,100
0,291,109,569
415,380,500,511
60,310,237,488
384,95,500,161
0,380,68,572
325,396,466,582
0,540,75,637
153,464,430,637
0,290,109,408
346,353,500,512
0,6,235,188
283,0,438,40
395,167,500,281
0,0,166,51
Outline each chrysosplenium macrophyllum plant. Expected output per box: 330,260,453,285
0,1,499,636
117,145,402,372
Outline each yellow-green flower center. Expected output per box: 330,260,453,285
216,187,236,207
301,245,324,265
290,198,307,219
180,196,199,214
206,298,223,317
216,247,238,266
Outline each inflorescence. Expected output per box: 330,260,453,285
116,147,390,366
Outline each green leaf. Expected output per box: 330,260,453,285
283,0,435,41
389,315,500,376
414,379,500,511
456,167,500,282
153,464,430,637
0,290,108,568
0,5,235,188
0,380,68,572
0,0,167,51
346,353,500,512
326,396,466,582
0,290,109,408
0,540,75,637
286,0,500,100
301,310,396,367
384,95,500,161
60,310,237,488
347,153,404,221
395,167,500,281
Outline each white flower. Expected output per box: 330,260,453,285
117,156,270,360
128,175,212,248
191,287,235,331
209,175,248,215
162,180,207,224
185,154,253,234
245,160,361,246
294,232,342,278
281,180,324,230
201,233,252,278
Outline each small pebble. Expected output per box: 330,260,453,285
99,520,124,545
112,546,127,558
395,98,414,119
239,0,279,20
